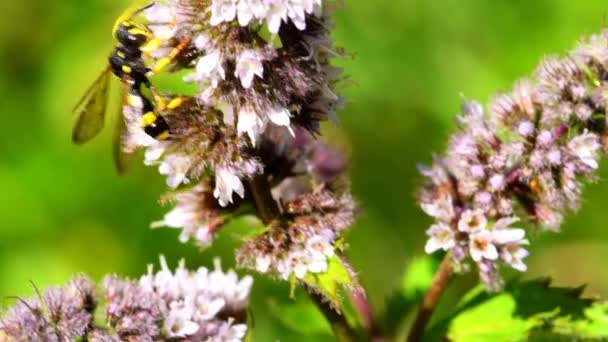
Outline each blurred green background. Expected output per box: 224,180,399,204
1,0,608,340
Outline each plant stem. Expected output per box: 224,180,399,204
246,175,281,224
349,287,383,341
406,254,453,342
245,175,357,341
307,288,357,341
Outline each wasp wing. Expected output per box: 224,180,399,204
72,68,111,144
113,83,138,175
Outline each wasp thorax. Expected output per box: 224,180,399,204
115,21,150,48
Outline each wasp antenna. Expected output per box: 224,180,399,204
133,2,157,16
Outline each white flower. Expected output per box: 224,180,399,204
159,192,217,248
159,153,193,188
547,148,562,165
286,0,307,30
469,229,498,262
144,142,168,165
210,0,238,25
213,168,245,206
537,130,554,146
568,131,601,169
194,50,226,88
420,196,454,223
210,319,248,342
424,223,455,254
491,217,526,245
500,243,529,272
268,105,293,135
194,296,226,322
143,3,177,40
517,120,534,137
237,106,265,145
265,1,288,33
236,0,266,26
255,254,272,273
194,33,212,52
235,50,264,88
305,235,334,259
458,209,487,232
287,251,310,278
165,301,200,337
488,174,505,191
306,253,329,273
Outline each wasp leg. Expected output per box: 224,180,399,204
148,38,191,74
149,86,167,111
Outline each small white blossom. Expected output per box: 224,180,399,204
254,254,271,273
568,131,601,169
265,2,288,33
210,0,238,25
237,106,265,145
236,0,266,26
165,302,200,338
306,234,334,259
501,243,529,272
159,153,193,188
211,319,248,342
424,223,455,254
458,209,488,232
143,3,178,41
488,174,505,191
420,195,455,223
194,33,212,52
491,217,526,245
193,50,226,88
469,229,498,262
517,120,534,137
268,105,293,135
235,50,264,89
213,168,245,206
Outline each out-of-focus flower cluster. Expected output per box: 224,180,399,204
116,0,355,284
419,30,608,290
0,257,252,341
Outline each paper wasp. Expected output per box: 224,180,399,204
72,1,191,173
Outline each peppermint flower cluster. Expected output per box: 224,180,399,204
0,257,252,341
118,0,355,284
419,30,608,290
238,188,356,279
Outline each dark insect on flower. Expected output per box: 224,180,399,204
71,2,191,174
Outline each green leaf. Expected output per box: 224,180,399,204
425,278,600,342
268,298,333,335
402,255,438,299
257,25,283,49
382,255,439,335
528,302,608,341
300,256,359,311
447,292,538,342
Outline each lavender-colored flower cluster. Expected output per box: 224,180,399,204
419,30,608,290
0,257,252,341
117,0,355,282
